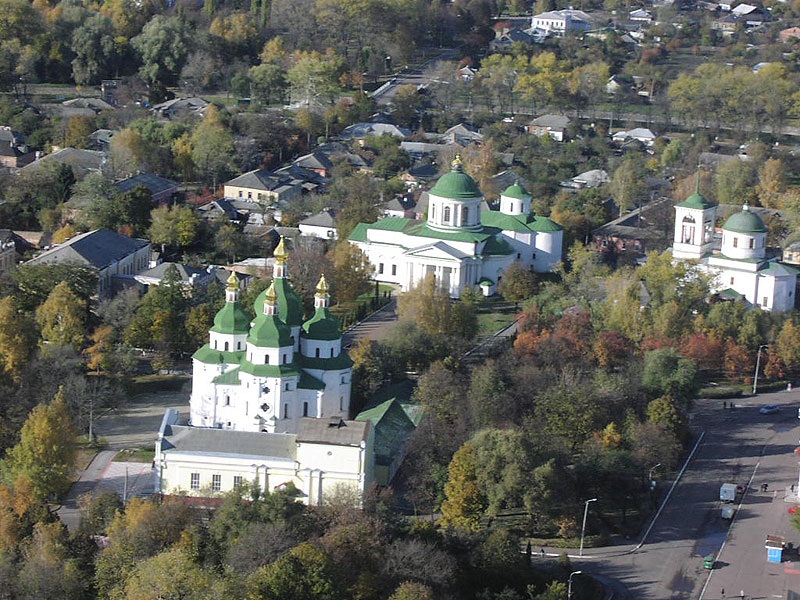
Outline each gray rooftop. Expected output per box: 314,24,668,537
161,424,298,460
115,173,179,196
297,417,370,446
27,229,149,270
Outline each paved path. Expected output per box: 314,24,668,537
541,389,800,599
342,296,398,347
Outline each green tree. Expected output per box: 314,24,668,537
330,243,373,303
609,157,647,217
246,542,339,600
498,262,538,306
286,49,345,109
148,205,202,252
131,15,193,87
191,105,236,187
35,281,88,350
124,266,191,353
0,296,36,382
440,441,486,530
122,547,223,599
70,13,117,85
642,348,698,403
714,158,757,206
3,388,77,501
388,582,435,600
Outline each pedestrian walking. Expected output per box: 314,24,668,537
720,588,724,599
723,401,727,409
740,590,744,600
540,548,545,557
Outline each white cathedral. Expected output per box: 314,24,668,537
672,186,797,311
154,239,376,505
350,156,564,298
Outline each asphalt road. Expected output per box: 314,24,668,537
568,390,800,600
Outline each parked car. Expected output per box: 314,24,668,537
760,404,780,414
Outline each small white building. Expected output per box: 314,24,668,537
299,208,338,240
350,157,563,298
530,9,595,35
672,187,797,311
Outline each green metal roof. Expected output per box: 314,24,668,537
366,217,412,231
301,353,354,371
530,216,564,232
213,368,242,385
248,313,293,348
349,222,369,242
760,261,799,276
482,236,514,256
238,360,302,377
298,371,325,390
481,210,537,232
723,206,767,233
302,306,341,341
406,221,497,243
677,191,714,210
192,345,245,365
502,182,530,199
478,277,494,286
355,399,416,463
210,301,251,335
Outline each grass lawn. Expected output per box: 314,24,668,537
477,311,518,336
114,447,155,463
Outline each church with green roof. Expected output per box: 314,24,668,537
349,156,564,297
189,238,354,434
672,184,797,311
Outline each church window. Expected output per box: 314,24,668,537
444,207,451,223
749,239,754,249
763,296,768,307
379,263,384,274
462,206,469,223
730,277,734,285
283,403,288,418
190,473,200,490
431,206,435,220
303,402,309,417
224,341,229,351
265,355,269,364
391,264,397,276
214,340,217,349
224,396,230,406
237,342,241,350
532,253,537,260
517,253,521,259
315,348,320,358
285,383,290,390
330,348,334,357
340,396,344,411
733,237,738,248
212,474,221,492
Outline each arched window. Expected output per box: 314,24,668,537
431,205,435,220
462,206,469,224
303,402,309,417
315,348,320,358
444,206,451,223
224,341,229,351
330,348,334,357
265,355,269,364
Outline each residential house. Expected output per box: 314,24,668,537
114,173,180,204
0,127,35,169
593,196,674,262
339,122,411,144
529,9,595,35
612,127,657,147
223,169,302,205
457,66,478,82
0,230,34,274
198,198,245,224
441,123,483,145
26,229,151,298
23,148,106,180
527,114,570,141
629,8,653,21
89,129,116,152
61,97,114,114
779,26,800,42
490,27,534,51
152,97,210,120
561,169,610,189
299,208,338,240
134,262,218,291
293,151,333,178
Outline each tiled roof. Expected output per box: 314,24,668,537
28,229,148,270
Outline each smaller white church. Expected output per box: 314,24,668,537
672,185,797,311
155,239,377,505
350,157,564,298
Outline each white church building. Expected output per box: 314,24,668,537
155,239,376,505
349,157,564,297
672,186,797,311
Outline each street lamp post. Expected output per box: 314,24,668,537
579,498,597,557
753,344,769,395
648,463,662,489
568,570,582,599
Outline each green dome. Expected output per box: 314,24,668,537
248,313,293,348
302,307,341,341
677,191,714,210
430,156,482,200
723,205,767,234
210,302,251,335
502,181,530,199
254,278,303,327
